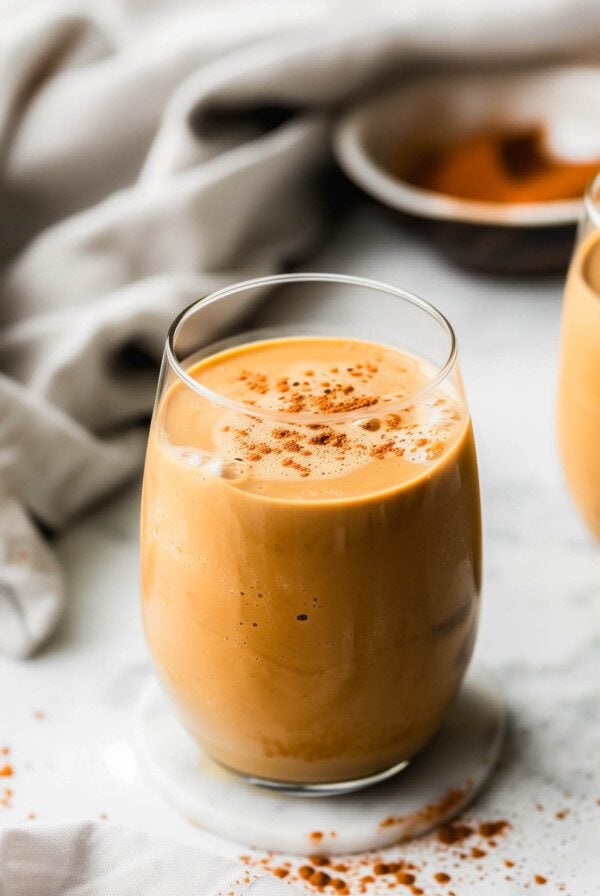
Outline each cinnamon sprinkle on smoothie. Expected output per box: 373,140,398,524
163,338,467,494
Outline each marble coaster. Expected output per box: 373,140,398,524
134,665,505,855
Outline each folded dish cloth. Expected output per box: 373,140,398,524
0,821,297,896
2,0,600,658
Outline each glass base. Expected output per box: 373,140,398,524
223,757,411,798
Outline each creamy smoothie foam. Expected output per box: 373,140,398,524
142,337,482,784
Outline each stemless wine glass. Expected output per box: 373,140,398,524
141,273,482,795
558,173,600,540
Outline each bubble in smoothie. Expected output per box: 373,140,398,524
167,445,209,468
207,459,248,481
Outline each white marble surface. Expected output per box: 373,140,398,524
3,205,600,893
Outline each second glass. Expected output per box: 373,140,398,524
558,172,600,541
141,274,482,794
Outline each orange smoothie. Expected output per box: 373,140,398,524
141,337,482,784
558,231,600,540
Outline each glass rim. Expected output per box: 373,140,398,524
584,171,600,231
165,272,458,424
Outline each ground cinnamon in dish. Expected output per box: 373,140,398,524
406,126,600,203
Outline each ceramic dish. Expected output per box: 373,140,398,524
333,66,600,274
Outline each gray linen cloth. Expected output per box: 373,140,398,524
0,821,298,895
1,0,600,657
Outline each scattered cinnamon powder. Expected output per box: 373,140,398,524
282,458,310,477
385,414,403,431
478,820,510,839
313,394,377,414
436,824,474,845
380,787,471,836
241,371,269,394
240,812,518,896
360,418,381,432
373,863,389,876
309,431,348,449
534,875,547,885
310,871,331,888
